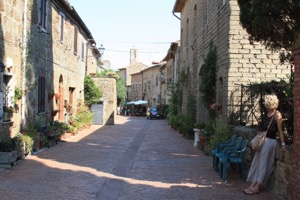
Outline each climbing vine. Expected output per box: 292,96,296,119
199,40,218,120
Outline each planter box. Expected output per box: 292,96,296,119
0,151,17,168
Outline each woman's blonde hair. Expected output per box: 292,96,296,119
264,94,279,110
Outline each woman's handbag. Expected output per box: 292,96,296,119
251,113,275,152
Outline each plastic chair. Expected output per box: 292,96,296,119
219,139,248,182
212,135,238,171
212,135,240,172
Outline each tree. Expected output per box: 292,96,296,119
116,76,126,106
238,0,300,52
84,76,102,106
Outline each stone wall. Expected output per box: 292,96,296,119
92,76,116,125
233,126,293,199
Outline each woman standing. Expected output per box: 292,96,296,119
243,94,287,195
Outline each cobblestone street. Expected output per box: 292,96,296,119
0,115,279,200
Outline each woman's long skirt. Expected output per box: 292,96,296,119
246,137,277,186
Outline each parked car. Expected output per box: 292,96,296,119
146,107,163,119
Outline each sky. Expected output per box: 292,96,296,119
67,0,181,71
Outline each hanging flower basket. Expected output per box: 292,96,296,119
52,110,59,116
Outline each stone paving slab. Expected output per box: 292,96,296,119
0,116,280,200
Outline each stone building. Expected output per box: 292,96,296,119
118,48,148,102
129,72,143,101
0,0,101,138
161,41,180,106
173,0,291,125
142,64,163,107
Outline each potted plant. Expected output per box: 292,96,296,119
0,138,17,168
193,122,206,147
13,133,34,159
55,93,61,99
3,106,14,121
14,87,23,104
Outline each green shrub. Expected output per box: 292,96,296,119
0,138,15,152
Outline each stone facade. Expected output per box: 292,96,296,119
118,48,148,102
174,0,291,124
0,0,101,137
129,72,143,101
142,65,161,107
91,76,116,125
0,0,24,138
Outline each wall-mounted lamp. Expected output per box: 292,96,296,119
87,39,96,48
98,44,105,57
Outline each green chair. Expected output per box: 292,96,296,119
212,135,238,172
219,139,248,182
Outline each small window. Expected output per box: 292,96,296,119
203,0,208,26
60,12,65,42
74,26,78,55
38,77,46,113
81,42,85,61
39,0,48,30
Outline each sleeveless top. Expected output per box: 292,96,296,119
263,113,278,139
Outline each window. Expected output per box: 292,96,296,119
81,42,85,61
203,0,208,26
38,77,45,113
60,12,65,42
74,26,78,54
39,0,48,30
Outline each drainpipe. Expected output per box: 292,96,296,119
21,0,28,128
172,11,181,20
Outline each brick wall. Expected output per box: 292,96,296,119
177,0,291,124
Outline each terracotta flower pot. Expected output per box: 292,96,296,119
55,94,61,99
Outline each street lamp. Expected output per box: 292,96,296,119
98,44,105,57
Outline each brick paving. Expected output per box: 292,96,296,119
0,115,279,200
